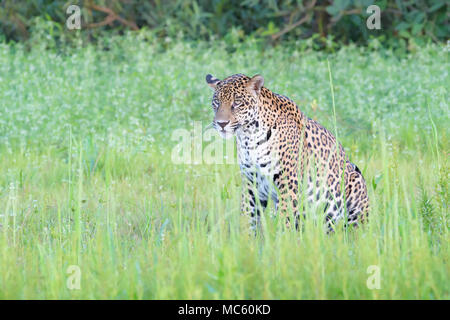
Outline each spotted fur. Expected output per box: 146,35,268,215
206,73,369,231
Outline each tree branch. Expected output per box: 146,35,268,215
270,0,316,41
85,3,138,30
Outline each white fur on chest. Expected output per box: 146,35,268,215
236,127,279,204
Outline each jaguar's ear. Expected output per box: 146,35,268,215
247,74,264,96
206,74,220,89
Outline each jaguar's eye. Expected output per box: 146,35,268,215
232,100,242,109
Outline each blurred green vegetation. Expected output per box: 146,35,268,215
0,0,448,51
0,38,448,298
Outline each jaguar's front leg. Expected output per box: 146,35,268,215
272,126,302,229
240,177,264,232
274,169,300,229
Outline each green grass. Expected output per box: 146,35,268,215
0,36,448,299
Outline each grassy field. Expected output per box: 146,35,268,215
0,36,448,299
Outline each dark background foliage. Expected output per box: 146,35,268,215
0,0,448,50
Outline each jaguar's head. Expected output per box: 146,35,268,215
205,73,264,139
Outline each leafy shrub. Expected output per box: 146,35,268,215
0,0,447,50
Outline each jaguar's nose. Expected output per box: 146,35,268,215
217,121,229,129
